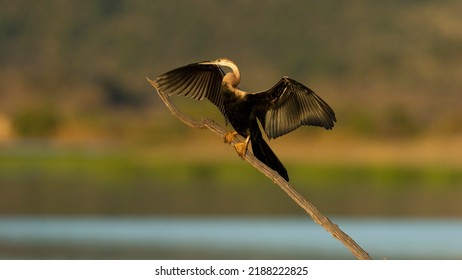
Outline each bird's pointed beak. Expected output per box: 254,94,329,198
199,60,217,65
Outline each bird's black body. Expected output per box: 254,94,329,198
222,90,289,180
154,59,336,181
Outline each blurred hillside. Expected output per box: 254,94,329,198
1,0,461,144
1,1,462,218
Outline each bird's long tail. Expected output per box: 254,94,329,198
251,130,289,181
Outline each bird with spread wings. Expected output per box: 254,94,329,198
153,58,336,181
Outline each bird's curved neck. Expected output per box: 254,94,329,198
226,61,241,86
219,59,241,87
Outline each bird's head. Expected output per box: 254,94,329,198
201,58,235,68
200,58,241,87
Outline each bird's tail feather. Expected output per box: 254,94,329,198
251,132,289,181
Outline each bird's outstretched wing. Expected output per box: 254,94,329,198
254,77,336,139
154,62,226,116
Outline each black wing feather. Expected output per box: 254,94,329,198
254,77,336,139
154,62,227,116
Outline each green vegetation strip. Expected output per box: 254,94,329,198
1,148,461,189
1,148,461,216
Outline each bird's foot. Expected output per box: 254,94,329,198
224,131,238,144
233,136,250,160
234,142,248,160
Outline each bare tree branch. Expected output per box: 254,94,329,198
147,77,372,260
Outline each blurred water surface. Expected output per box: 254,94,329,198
1,216,461,260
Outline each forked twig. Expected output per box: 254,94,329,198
147,77,372,260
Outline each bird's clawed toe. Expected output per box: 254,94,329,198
234,142,248,160
233,136,250,160
224,131,238,144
